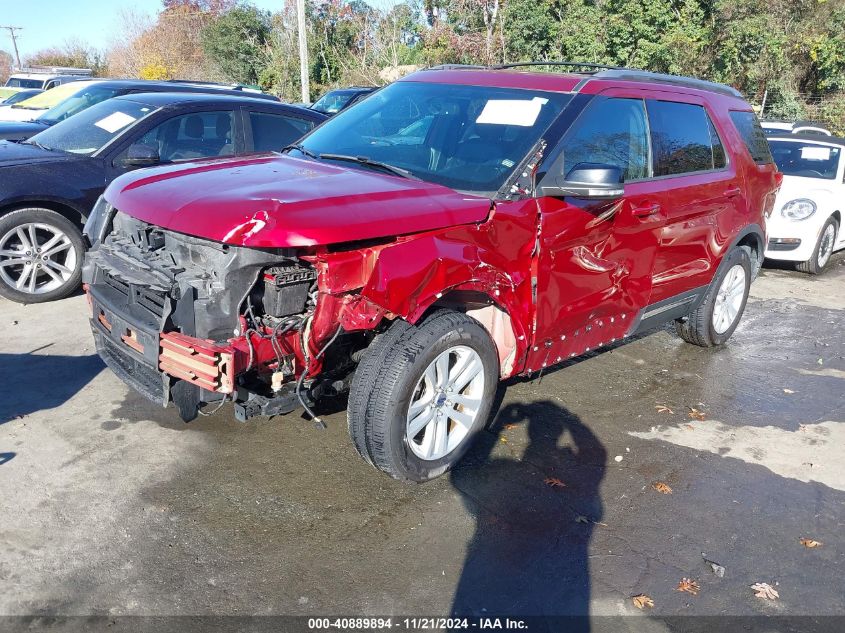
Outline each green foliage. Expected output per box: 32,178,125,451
201,4,272,84
118,0,845,120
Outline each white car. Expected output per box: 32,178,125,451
761,120,832,137
765,134,844,273
0,80,103,122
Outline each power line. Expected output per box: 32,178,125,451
0,26,22,68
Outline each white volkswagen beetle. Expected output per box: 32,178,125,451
765,134,844,274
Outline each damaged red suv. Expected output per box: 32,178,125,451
83,64,780,481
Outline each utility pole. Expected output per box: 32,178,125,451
1,26,22,68
296,0,309,104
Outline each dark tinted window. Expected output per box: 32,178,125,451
648,101,718,176
730,111,773,164
561,97,649,181
709,118,726,169
249,112,314,152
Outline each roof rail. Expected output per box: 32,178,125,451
425,60,743,98
493,61,623,72
593,69,742,98
12,66,93,76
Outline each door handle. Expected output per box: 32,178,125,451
724,186,741,198
631,203,661,218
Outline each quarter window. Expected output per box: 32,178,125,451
729,111,774,164
561,97,650,182
647,101,723,176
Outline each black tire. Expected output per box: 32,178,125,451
0,207,84,304
347,310,499,482
796,216,838,275
675,247,751,347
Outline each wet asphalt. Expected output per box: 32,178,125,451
0,253,843,627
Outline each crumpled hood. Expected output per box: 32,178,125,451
104,154,493,248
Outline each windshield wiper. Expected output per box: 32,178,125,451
318,153,420,180
282,143,318,160
24,139,53,151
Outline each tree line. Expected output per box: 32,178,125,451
3,0,844,132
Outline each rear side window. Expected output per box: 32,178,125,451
647,101,723,176
729,111,773,164
561,97,650,182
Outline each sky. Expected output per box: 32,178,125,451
0,0,397,61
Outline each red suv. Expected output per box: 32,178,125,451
82,64,780,481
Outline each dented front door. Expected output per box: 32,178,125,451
526,94,664,371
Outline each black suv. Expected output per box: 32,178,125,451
0,79,279,142
0,92,326,304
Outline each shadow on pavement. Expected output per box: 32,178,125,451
0,350,103,425
450,398,606,631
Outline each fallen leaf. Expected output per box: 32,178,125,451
544,477,566,488
798,425,808,432
575,515,589,524
817,358,824,365
653,482,673,494
632,594,654,609
503,423,518,431
684,424,695,431
655,405,674,414
708,562,726,578
799,538,822,548
783,388,795,394
751,582,779,600
688,407,706,421
677,578,700,595
499,436,508,444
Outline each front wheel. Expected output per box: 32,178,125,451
0,207,84,304
797,217,838,275
348,311,499,482
675,247,751,347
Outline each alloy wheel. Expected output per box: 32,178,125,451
0,221,77,295
712,264,746,334
817,223,836,269
406,345,486,461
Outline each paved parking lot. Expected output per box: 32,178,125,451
1,254,843,625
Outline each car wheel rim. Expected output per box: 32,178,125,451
817,224,835,268
0,221,77,295
406,345,485,461
712,264,746,335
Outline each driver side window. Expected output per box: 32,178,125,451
561,97,650,182
126,110,236,164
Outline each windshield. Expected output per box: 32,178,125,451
5,77,45,89
299,81,571,195
11,81,99,111
37,84,121,125
26,98,156,155
1,89,41,105
769,140,842,179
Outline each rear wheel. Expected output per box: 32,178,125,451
0,208,84,304
347,311,499,482
675,247,751,347
797,217,838,275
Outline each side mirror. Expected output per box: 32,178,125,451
120,143,160,167
540,163,624,200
